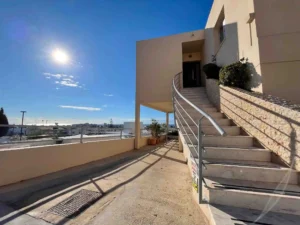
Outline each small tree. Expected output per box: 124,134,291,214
146,119,164,138
0,108,9,137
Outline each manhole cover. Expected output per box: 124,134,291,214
48,189,102,218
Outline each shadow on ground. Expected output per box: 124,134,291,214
0,140,190,225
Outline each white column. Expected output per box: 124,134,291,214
135,103,141,149
166,112,169,142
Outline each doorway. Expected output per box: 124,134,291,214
183,61,201,88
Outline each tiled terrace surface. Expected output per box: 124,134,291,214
0,140,207,225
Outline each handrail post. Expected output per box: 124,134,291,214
120,129,123,139
172,76,177,127
166,112,169,143
80,126,83,143
198,117,204,204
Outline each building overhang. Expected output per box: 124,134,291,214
141,102,173,113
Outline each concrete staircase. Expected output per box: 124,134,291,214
176,87,300,222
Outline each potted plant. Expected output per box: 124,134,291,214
146,119,163,145
157,123,167,143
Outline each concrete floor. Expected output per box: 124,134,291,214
0,141,207,225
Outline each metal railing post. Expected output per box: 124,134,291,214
172,84,177,127
120,129,123,139
80,126,83,143
198,117,204,204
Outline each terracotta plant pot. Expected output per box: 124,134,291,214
148,138,156,145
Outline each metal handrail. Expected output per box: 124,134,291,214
174,105,198,141
172,73,226,136
174,97,198,127
172,72,226,204
175,106,198,157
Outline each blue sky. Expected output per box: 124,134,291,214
0,0,213,125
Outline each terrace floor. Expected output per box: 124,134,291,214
0,140,207,225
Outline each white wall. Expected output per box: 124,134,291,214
136,30,205,106
123,122,143,133
203,0,262,92
0,138,135,186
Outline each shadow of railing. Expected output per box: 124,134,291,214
220,87,300,169
0,141,181,224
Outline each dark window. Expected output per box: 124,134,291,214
219,19,225,43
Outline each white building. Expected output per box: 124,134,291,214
123,122,143,134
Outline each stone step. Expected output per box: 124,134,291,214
180,106,218,114
181,91,207,94
181,95,208,99
202,160,298,184
204,177,300,215
179,112,226,123
181,91,206,95
180,111,225,119
181,92,206,95
207,204,300,225
181,87,205,89
175,106,218,119
179,117,231,126
203,147,271,161
177,97,211,102
181,91,207,95
176,101,213,108
183,135,253,147
189,146,270,162
182,125,240,136
204,135,253,147
181,88,206,93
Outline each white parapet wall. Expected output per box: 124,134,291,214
0,138,135,187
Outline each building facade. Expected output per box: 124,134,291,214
135,0,300,148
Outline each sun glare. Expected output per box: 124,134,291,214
52,49,69,64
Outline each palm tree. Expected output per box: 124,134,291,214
0,108,9,137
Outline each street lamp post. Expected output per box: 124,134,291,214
20,111,26,140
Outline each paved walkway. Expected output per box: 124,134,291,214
0,141,207,225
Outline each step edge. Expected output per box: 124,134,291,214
206,185,300,200
205,162,296,171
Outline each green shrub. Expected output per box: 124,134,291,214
219,58,250,89
0,108,9,137
146,119,165,138
203,63,221,80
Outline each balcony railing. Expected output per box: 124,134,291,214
0,124,138,150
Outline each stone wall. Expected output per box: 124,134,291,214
206,79,221,111
206,79,300,171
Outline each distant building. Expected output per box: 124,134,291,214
123,122,143,133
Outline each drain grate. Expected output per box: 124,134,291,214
48,189,102,218
232,218,272,225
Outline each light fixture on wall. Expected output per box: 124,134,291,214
189,54,193,58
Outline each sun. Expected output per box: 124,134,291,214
52,49,69,64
